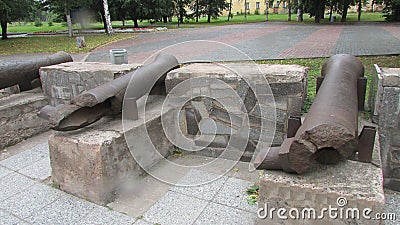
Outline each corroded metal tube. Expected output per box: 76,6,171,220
0,52,72,91
38,52,179,131
255,54,365,174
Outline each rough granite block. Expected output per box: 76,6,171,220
257,160,384,225
49,97,173,205
40,62,140,106
0,89,50,149
376,67,400,191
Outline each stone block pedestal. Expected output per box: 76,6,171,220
49,97,173,205
370,67,400,191
40,62,140,106
257,159,384,225
165,63,308,161
0,89,50,149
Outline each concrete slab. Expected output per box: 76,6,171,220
26,194,97,224
107,175,171,218
167,155,260,182
0,142,48,171
213,177,257,212
0,165,13,179
0,172,36,201
77,206,135,225
171,169,228,201
384,192,400,225
133,219,153,225
30,142,50,155
18,157,51,180
0,210,26,225
143,191,208,225
1,183,61,219
194,202,257,225
0,131,52,161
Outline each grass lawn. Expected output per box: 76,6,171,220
5,12,385,34
259,55,400,113
0,33,135,55
7,22,82,33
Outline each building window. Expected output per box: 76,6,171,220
256,2,260,9
246,2,250,10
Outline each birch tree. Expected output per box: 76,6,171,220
102,0,113,35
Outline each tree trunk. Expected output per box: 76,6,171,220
101,10,107,29
244,0,247,21
371,0,375,12
288,0,291,21
122,20,125,27
297,0,303,22
314,0,321,23
329,1,333,21
228,0,232,21
357,0,362,21
179,11,184,23
341,1,350,22
196,0,199,22
64,0,73,37
102,0,114,35
1,19,7,39
207,3,211,23
266,1,269,21
66,13,73,37
163,16,168,23
133,18,138,28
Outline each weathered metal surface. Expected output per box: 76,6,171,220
38,53,179,131
255,54,365,174
287,116,301,138
358,77,367,111
38,101,112,131
0,52,72,91
357,125,376,163
72,53,179,109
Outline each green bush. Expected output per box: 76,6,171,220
48,21,53,27
255,9,260,15
34,18,42,27
61,22,68,27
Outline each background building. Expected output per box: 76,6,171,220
222,0,288,16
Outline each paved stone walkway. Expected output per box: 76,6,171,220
85,22,400,64
0,141,261,224
1,22,400,225
1,140,399,224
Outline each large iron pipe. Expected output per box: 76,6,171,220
39,53,179,131
71,52,179,108
256,54,364,174
0,52,72,91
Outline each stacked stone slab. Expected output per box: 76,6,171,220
165,63,308,161
39,62,140,106
0,88,50,149
370,67,400,191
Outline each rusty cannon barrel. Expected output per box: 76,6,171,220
38,52,179,131
255,54,365,174
0,51,72,91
